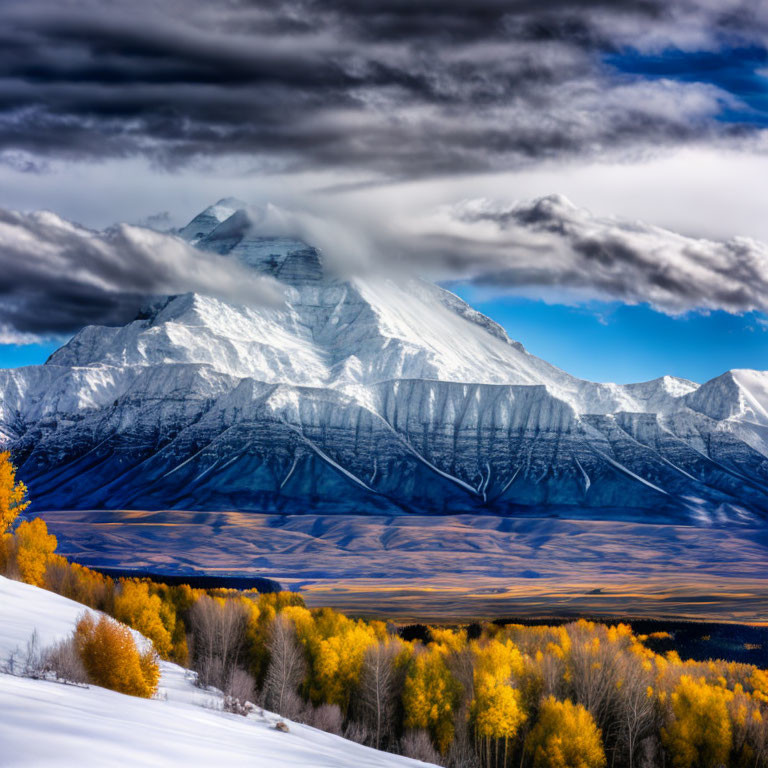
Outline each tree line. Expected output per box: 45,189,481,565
2,451,768,767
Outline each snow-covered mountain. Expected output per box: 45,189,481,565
3,199,768,524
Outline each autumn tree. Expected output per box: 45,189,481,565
14,517,57,587
74,612,159,698
404,642,463,754
526,697,606,768
113,579,175,659
474,684,527,767
471,638,527,767
614,650,659,768
662,675,734,768
357,638,406,749
566,621,623,735
446,643,482,768
298,607,381,714
0,451,28,534
43,557,114,612
264,612,307,719
189,595,248,690
741,706,768,768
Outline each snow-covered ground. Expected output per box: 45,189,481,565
0,576,434,768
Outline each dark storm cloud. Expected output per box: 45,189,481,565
0,207,280,336
410,195,768,315
1,0,766,177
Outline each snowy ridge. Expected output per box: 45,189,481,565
177,197,246,244
0,576,435,768
1,200,768,523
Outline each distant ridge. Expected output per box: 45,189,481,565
87,567,282,593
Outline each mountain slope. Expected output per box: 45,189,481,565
2,200,768,524
0,576,435,768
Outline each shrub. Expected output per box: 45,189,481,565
223,667,255,716
305,703,343,735
43,637,88,684
74,613,159,698
401,729,442,764
2,630,45,678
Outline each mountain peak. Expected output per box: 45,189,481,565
213,196,247,209
177,198,247,244
7,202,768,524
687,368,768,425
178,200,323,284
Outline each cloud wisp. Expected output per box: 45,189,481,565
0,207,282,336
410,194,768,316
1,0,767,180
3,192,768,340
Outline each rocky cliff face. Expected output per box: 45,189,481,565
3,200,768,524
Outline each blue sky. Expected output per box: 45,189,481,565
0,341,62,369
606,45,768,127
450,289,768,384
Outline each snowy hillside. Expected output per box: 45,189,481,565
2,200,768,523
0,576,434,768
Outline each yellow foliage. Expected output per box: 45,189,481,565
139,644,161,692
470,637,528,743
473,638,525,687
526,696,607,768
113,580,175,659
314,623,377,706
0,451,29,534
294,607,378,710
5,450,767,767
14,517,57,587
662,675,733,768
42,555,114,612
606,623,633,644
0,532,12,574
472,682,526,740
430,627,466,652
75,613,159,698
750,669,768,704
282,604,314,637
403,645,462,754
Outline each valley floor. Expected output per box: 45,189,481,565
39,511,768,624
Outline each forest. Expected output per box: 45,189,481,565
2,451,768,768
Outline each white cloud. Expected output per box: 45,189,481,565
0,207,282,335
406,194,768,316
